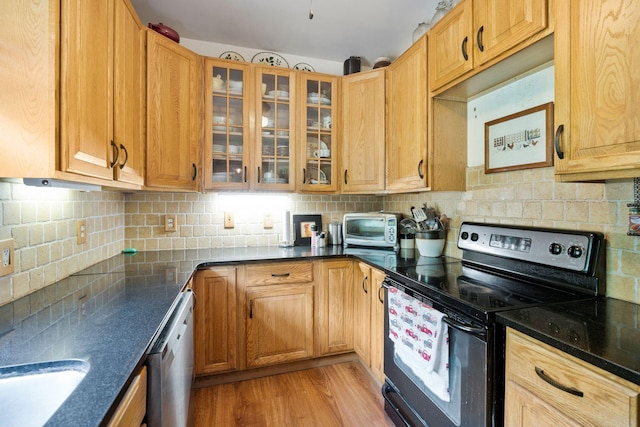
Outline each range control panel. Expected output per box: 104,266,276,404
458,222,601,273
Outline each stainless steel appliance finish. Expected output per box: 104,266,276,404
343,212,402,250
382,222,605,427
147,290,194,427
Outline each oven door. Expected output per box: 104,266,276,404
382,280,490,427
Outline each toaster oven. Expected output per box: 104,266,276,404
343,212,402,250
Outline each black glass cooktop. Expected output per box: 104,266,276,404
387,257,595,321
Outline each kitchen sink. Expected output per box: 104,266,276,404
0,359,90,427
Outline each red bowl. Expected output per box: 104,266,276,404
148,23,180,43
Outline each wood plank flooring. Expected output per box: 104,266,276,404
193,362,395,426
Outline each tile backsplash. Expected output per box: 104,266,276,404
2,167,640,306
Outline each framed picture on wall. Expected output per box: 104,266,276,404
485,102,554,174
293,214,322,246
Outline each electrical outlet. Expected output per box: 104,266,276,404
224,212,235,229
263,213,273,229
0,239,15,277
78,294,88,321
165,214,177,232
76,220,87,245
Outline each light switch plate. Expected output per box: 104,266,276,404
0,239,15,277
224,212,234,229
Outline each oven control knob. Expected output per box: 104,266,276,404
461,231,469,240
470,233,479,242
568,245,583,258
548,243,563,255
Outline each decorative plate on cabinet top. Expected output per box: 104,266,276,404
252,52,289,68
219,51,245,61
293,63,315,72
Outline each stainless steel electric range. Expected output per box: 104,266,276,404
381,222,605,427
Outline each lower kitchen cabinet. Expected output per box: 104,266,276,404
194,267,238,375
107,366,147,427
243,262,315,368
505,328,640,427
316,259,354,356
353,262,386,383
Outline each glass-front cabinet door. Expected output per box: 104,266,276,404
298,72,339,193
254,66,296,191
204,59,251,190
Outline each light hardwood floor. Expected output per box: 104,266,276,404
193,362,395,426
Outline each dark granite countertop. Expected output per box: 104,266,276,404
3,245,640,426
497,297,640,386
0,245,386,427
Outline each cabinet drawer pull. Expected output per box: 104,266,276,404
258,166,261,183
191,163,197,181
476,25,485,52
418,159,425,179
461,36,469,61
535,367,584,397
119,144,129,169
110,140,119,168
271,273,290,278
244,166,247,183
378,284,384,303
362,275,368,294
344,169,348,185
554,124,565,159
302,168,306,184
249,300,253,319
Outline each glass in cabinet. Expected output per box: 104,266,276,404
204,59,250,190
299,73,338,192
255,67,296,190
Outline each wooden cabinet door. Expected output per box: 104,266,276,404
246,283,314,367
555,0,640,181
369,267,386,383
341,69,385,193
0,0,56,178
60,0,114,180
203,59,251,190
298,72,340,193
505,381,582,427
113,0,145,185
194,267,238,376
386,37,428,192
428,1,473,91
146,30,200,190
353,262,372,365
473,0,548,66
316,260,353,356
253,66,297,191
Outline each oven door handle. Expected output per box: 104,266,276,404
442,316,486,338
382,384,413,427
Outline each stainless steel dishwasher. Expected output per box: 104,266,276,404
147,290,194,427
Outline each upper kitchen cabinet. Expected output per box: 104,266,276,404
0,0,56,178
386,36,428,192
341,69,386,194
554,1,640,181
60,0,145,186
146,30,202,191
113,0,146,185
298,72,340,193
253,66,297,191
203,59,251,190
429,0,551,94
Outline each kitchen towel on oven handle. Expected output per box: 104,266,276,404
388,287,450,401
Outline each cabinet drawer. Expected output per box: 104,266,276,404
245,261,314,286
506,328,640,427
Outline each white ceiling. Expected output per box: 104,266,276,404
130,0,441,67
